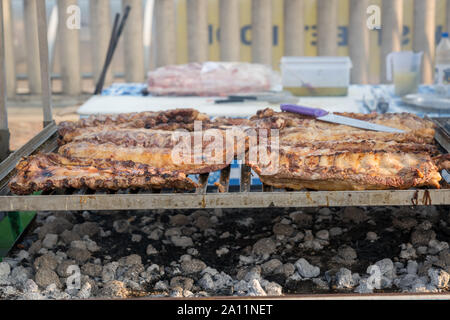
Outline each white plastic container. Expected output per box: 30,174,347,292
435,32,450,85
280,56,352,96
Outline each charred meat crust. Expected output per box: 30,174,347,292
277,140,439,155
9,153,198,195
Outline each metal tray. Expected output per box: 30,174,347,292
402,94,450,111
0,120,449,212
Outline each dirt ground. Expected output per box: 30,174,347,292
6,106,80,151
6,78,95,151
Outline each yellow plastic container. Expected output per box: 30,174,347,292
281,57,352,96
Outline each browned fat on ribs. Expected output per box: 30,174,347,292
249,147,446,191
58,128,247,174
58,108,210,143
9,153,198,195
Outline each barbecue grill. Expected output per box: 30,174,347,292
0,118,449,212
0,1,449,212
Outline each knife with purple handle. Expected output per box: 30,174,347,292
280,104,405,133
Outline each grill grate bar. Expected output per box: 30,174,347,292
240,164,251,192
196,173,210,194
217,165,231,193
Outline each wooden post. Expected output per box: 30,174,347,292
3,0,16,98
154,0,176,67
143,0,155,71
219,0,240,61
48,5,59,74
317,0,338,56
447,0,450,33
24,0,41,94
90,0,113,88
0,0,10,159
380,0,403,83
36,0,53,125
58,0,81,95
349,0,369,84
187,0,208,62
414,0,436,84
284,0,304,56
122,0,145,82
252,0,272,65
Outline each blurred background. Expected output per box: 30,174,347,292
2,0,450,96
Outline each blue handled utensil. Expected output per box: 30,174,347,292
280,104,405,133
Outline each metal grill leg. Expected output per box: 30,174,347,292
0,129,10,161
217,165,231,193
0,0,10,162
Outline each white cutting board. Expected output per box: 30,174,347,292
77,95,284,118
77,88,366,118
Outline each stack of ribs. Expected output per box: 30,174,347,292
10,108,246,194
247,109,449,191
9,107,449,195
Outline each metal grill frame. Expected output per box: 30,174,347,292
0,121,449,212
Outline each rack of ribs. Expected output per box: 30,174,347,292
58,128,247,174
245,108,448,190
9,153,198,195
249,147,448,191
10,110,252,195
58,108,210,143
251,108,436,144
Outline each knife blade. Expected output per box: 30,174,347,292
442,169,450,184
280,104,405,133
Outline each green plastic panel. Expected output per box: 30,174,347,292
0,211,35,261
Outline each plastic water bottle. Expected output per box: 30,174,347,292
435,32,450,86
